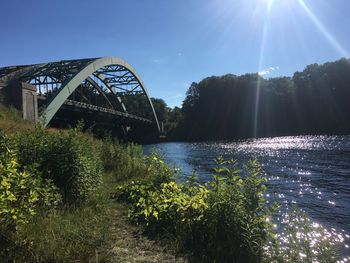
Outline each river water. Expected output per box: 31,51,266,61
143,135,350,257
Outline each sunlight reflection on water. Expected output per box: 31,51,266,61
143,135,350,258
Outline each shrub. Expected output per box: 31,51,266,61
0,117,113,261
0,137,38,229
197,158,275,262
116,155,275,262
116,155,339,263
0,132,62,260
12,127,103,203
0,133,61,230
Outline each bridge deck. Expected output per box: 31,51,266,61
64,100,152,123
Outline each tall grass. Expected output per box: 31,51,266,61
100,137,147,182
7,192,112,262
0,104,34,132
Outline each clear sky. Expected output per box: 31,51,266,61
1,0,349,107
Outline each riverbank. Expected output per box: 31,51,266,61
143,139,350,238
0,105,187,261
108,202,188,262
0,105,343,262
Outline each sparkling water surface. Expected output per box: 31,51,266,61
143,135,350,259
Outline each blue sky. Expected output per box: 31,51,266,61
1,0,350,107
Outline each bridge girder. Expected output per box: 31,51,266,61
0,57,160,132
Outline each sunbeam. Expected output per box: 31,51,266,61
267,0,274,13
254,1,272,138
297,0,349,57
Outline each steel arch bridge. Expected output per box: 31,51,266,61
0,57,160,135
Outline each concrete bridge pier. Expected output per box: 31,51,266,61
0,80,38,123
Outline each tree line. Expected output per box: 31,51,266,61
151,57,350,141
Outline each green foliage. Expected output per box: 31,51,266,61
6,191,111,262
116,155,275,262
13,127,103,203
0,104,24,124
180,58,350,140
0,122,108,261
0,104,33,132
200,158,275,262
116,155,340,262
100,137,147,181
143,153,175,186
0,139,38,228
0,118,117,262
0,133,61,229
0,127,113,261
0,107,341,262
119,180,209,229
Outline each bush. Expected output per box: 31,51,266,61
116,155,339,263
0,132,62,260
0,117,113,262
116,155,275,262
12,127,103,203
197,158,274,262
0,133,61,229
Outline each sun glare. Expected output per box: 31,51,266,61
267,0,274,13
297,0,349,57
253,0,349,137
259,0,349,57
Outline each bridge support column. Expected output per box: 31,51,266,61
0,80,38,123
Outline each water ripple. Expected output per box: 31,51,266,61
143,135,350,257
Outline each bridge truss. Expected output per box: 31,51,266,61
0,57,160,132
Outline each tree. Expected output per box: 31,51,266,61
178,58,350,141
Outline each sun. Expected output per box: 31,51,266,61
260,0,297,12
267,0,274,12
259,0,275,11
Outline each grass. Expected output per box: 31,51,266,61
7,173,188,262
108,202,188,263
0,104,34,133
3,175,112,262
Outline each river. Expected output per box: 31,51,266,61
143,135,350,257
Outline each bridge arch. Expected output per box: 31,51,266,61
0,57,160,132
39,57,160,130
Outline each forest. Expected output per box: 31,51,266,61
150,57,350,141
